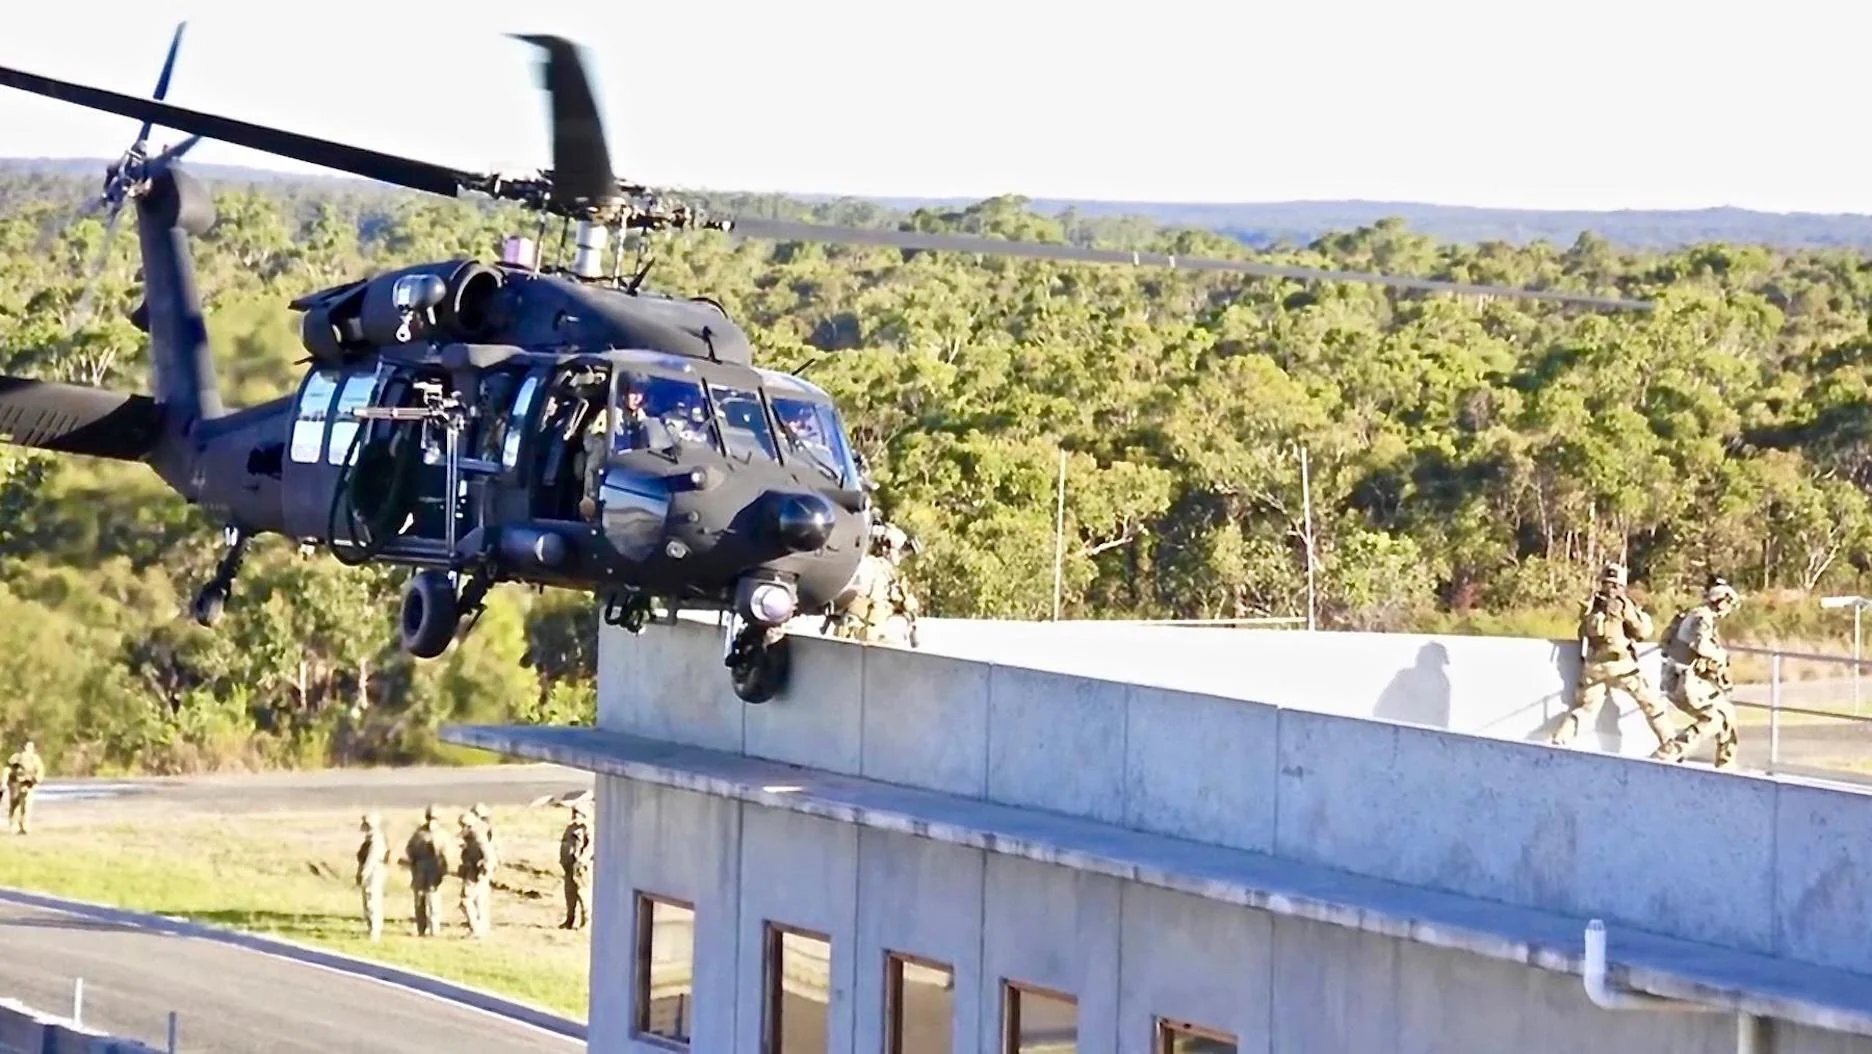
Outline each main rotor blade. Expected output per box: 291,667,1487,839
512,35,615,209
728,218,1653,311
0,63,476,198
134,21,187,150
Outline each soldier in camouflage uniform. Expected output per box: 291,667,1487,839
457,811,496,938
1652,578,1743,769
355,812,390,941
559,800,593,931
4,740,43,836
825,522,921,646
403,804,452,937
1549,563,1679,751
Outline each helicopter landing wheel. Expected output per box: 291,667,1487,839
400,570,461,660
726,625,790,705
190,583,227,628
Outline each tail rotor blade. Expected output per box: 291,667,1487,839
149,133,202,171
70,203,125,329
134,21,187,151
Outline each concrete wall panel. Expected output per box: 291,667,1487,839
1274,711,1778,955
599,619,745,752
986,665,1128,824
744,635,865,775
1774,783,1872,975
605,780,743,1054
1123,686,1278,854
979,854,1121,1054
861,647,990,797
852,828,986,1054
1117,883,1272,1052
1395,939,1734,1054
733,804,859,1054
1775,1023,1872,1054
1270,915,1401,1054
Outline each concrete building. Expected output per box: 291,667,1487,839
449,616,1872,1053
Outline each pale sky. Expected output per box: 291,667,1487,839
2,0,1868,215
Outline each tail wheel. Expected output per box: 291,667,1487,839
400,570,461,659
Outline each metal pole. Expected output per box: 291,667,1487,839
1299,444,1317,632
1051,448,1066,621
1855,604,1862,714
1769,653,1782,775
168,1010,178,1053
71,977,82,1026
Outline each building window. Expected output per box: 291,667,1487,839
764,923,831,1053
1001,981,1077,1053
884,952,953,1054
1156,1017,1237,1053
633,894,695,1047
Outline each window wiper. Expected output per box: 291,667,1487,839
777,419,843,484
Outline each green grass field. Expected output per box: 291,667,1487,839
0,804,591,1019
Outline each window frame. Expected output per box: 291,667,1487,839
1154,1016,1238,1053
999,979,1078,1054
632,892,696,1050
289,368,342,465
883,950,953,1054
762,921,833,1054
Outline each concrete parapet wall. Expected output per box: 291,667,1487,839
0,997,161,1054
598,616,1872,979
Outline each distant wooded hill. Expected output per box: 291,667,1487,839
9,156,1872,251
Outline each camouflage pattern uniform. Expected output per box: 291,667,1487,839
5,741,43,835
1550,564,1678,750
826,523,921,646
457,813,496,938
559,801,593,931
1652,579,1742,769
403,805,452,936
355,812,390,941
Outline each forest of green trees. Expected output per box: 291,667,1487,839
2,167,1871,775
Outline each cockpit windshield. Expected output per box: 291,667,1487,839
614,373,718,454
771,396,858,488
708,384,779,463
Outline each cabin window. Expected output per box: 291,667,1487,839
770,396,855,488
616,373,718,454
325,368,381,466
290,369,341,464
500,374,541,470
708,384,778,463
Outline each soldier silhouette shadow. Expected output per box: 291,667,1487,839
1373,642,1453,728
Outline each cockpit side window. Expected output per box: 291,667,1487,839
707,384,778,463
501,374,541,470
770,396,856,487
326,367,385,466
614,373,719,455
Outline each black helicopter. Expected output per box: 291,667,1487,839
0,29,1651,704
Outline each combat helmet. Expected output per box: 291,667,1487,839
1704,575,1740,610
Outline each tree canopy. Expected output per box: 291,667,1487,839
2,171,1869,773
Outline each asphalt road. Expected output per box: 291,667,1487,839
34,762,595,815
0,899,580,1053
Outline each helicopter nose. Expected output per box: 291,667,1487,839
762,491,837,554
